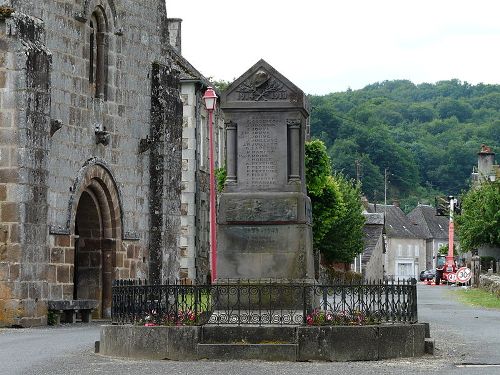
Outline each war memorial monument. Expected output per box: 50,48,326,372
218,59,315,282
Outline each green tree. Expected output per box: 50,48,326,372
319,173,366,263
438,244,457,256
457,180,500,252
210,79,232,92
436,98,473,122
305,139,331,195
305,140,342,246
306,140,365,263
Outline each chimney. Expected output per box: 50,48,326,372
167,18,182,54
392,199,400,208
361,196,369,210
477,144,495,182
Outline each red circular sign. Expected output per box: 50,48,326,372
456,267,472,283
447,273,457,283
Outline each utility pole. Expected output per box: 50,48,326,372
384,168,388,217
355,159,361,183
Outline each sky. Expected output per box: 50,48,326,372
167,1,500,96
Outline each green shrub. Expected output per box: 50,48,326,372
47,310,58,326
480,256,497,272
323,267,363,284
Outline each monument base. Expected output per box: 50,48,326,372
217,191,314,281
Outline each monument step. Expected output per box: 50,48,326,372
197,343,298,361
200,325,297,344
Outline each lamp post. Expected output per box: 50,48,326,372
446,195,456,273
202,87,218,283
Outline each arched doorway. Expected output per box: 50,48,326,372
72,165,121,318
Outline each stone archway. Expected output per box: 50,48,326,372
72,164,121,318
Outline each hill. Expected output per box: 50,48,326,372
309,79,500,211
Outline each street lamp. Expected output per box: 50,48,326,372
202,87,218,283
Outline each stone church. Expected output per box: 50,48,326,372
0,0,208,326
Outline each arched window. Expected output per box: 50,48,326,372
88,7,108,100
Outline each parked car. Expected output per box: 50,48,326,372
419,269,436,281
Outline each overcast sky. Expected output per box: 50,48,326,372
167,1,500,96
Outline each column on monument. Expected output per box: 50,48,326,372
287,119,301,182
225,121,237,183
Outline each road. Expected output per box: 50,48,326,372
1,284,499,375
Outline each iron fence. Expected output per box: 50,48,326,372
111,279,417,326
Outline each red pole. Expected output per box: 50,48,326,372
447,222,454,265
446,197,455,271
208,108,217,283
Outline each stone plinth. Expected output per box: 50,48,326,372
218,60,314,282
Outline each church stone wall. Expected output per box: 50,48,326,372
0,12,51,326
0,0,183,326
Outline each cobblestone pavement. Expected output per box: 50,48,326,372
1,284,499,375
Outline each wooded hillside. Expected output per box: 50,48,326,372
309,79,500,211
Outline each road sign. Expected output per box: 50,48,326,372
456,267,472,283
447,273,457,283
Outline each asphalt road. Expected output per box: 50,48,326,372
1,284,499,375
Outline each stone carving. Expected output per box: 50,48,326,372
236,70,287,101
0,6,15,19
95,129,110,145
225,198,298,223
139,135,153,153
50,119,63,137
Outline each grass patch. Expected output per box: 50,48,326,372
454,288,500,309
177,291,212,312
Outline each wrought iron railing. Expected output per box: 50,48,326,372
111,279,417,326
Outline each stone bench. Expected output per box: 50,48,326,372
48,300,99,324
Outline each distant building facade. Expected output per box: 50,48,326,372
408,205,453,270
168,30,225,283
471,144,499,185
367,204,426,280
352,211,385,281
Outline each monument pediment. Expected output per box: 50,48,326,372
222,59,308,114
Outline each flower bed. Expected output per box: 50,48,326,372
138,309,210,326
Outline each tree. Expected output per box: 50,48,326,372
436,98,473,122
438,244,457,256
209,78,232,92
457,180,500,252
319,173,366,263
305,140,365,263
305,140,342,247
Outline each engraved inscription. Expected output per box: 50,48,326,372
225,198,298,222
244,227,279,243
237,227,283,253
239,118,280,187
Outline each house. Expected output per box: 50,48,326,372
408,205,452,270
471,144,499,185
167,25,225,283
367,203,426,280
352,212,385,281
